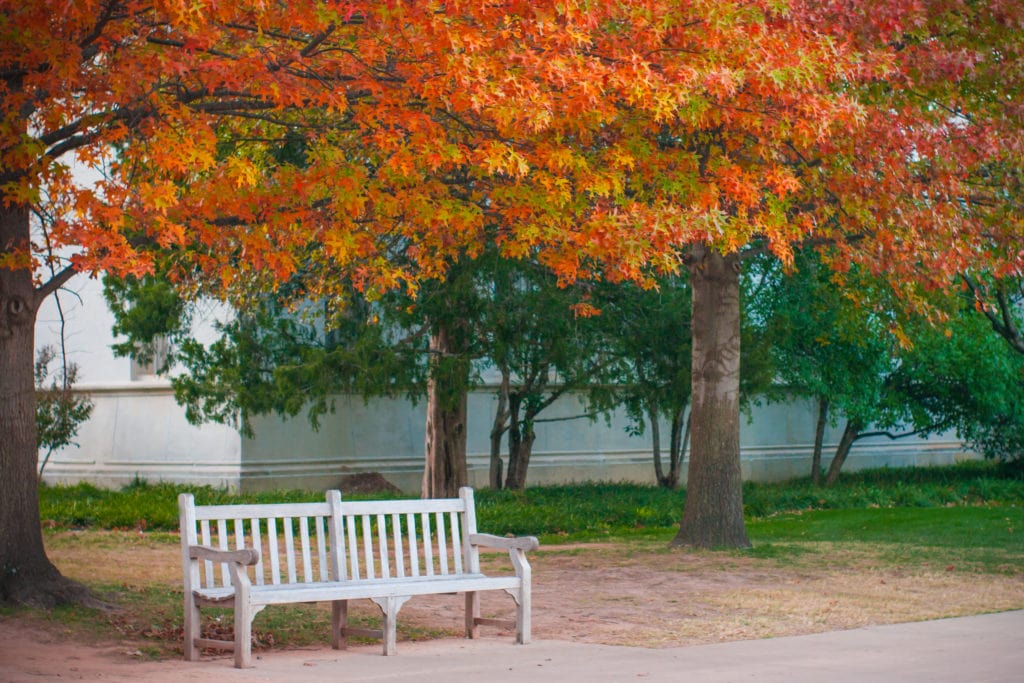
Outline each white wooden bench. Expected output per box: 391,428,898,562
178,487,539,668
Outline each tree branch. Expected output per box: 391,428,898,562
35,266,78,303
961,272,1024,354
533,411,601,425
78,0,122,51
851,423,947,443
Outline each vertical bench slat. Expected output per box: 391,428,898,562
460,488,481,574
233,518,245,561
435,512,449,575
376,514,390,578
268,517,281,585
284,518,297,583
346,515,360,580
217,519,230,585
250,518,265,586
316,516,328,582
407,513,420,577
199,519,214,588
327,491,345,581
300,517,313,583
392,513,406,578
361,515,375,579
233,519,248,583
449,511,463,575
179,494,201,611
421,512,435,577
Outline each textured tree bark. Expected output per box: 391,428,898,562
671,245,750,549
0,202,91,606
421,325,468,499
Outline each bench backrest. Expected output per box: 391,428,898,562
179,488,482,592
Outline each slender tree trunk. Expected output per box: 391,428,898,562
824,419,861,486
0,202,90,606
421,325,468,499
671,246,750,549
666,405,690,490
504,393,536,490
650,404,666,485
812,397,829,485
489,367,510,489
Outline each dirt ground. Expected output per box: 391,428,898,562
1,531,1022,677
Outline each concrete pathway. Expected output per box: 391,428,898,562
3,610,1022,682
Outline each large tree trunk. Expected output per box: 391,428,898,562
421,325,468,499
671,246,750,549
0,202,90,606
503,393,535,490
812,397,829,485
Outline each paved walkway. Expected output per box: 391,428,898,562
3,611,1022,682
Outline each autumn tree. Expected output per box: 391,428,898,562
8,5,1023,614
0,0,440,606
425,1,891,547
407,0,1022,546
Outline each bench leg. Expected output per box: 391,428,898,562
504,585,531,645
465,591,480,639
509,548,532,644
183,594,200,661
331,600,349,649
517,583,532,644
234,599,254,668
370,596,410,656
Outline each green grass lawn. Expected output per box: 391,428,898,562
751,506,1022,547
38,459,1024,542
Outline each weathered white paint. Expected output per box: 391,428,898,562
179,487,536,668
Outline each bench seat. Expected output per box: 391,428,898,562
193,573,523,604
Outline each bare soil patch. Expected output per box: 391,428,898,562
1,530,1021,676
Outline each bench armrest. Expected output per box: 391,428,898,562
188,545,260,566
468,533,539,552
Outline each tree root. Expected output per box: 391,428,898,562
1,568,111,610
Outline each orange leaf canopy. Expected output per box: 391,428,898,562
5,0,1021,304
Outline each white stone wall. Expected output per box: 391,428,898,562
40,381,974,492
39,381,242,488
